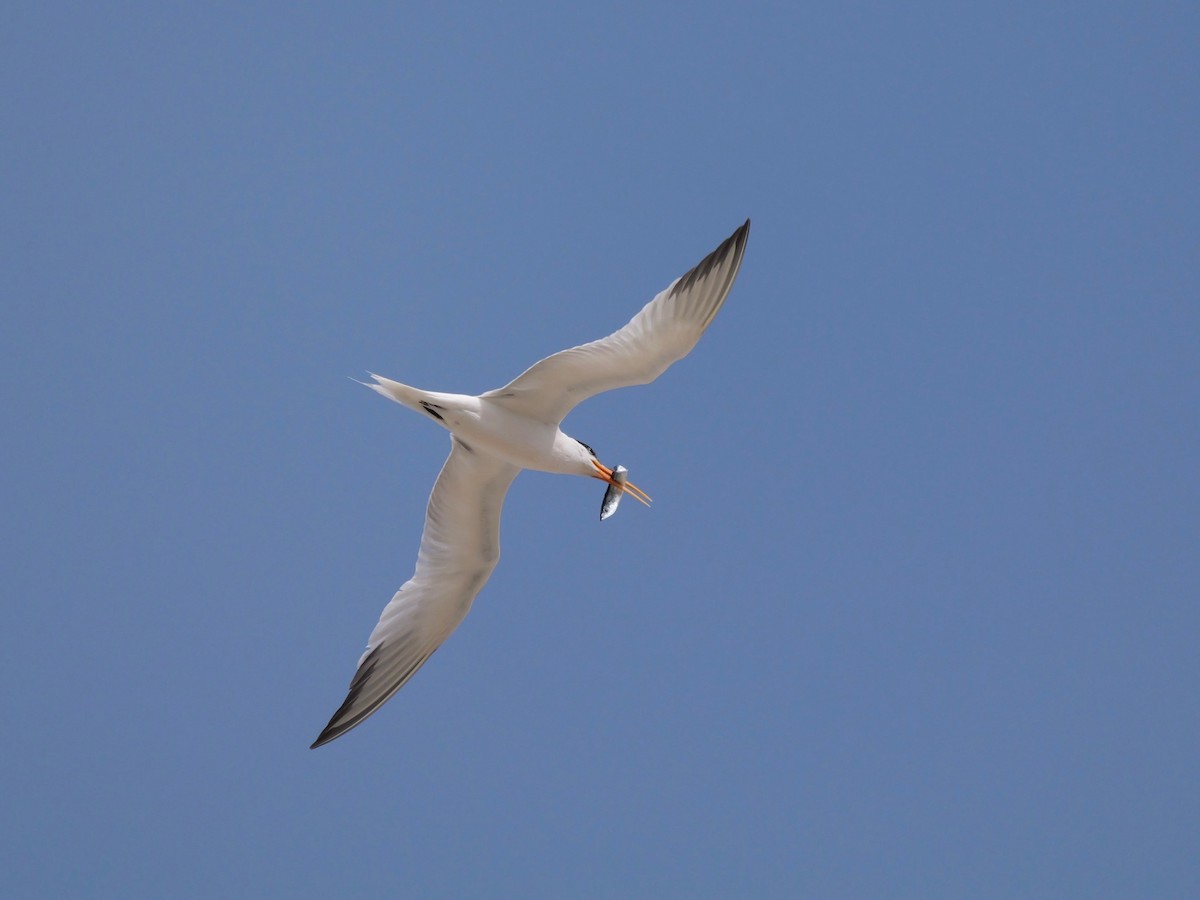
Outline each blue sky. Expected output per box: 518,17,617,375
3,3,1197,897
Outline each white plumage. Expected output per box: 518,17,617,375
312,220,749,747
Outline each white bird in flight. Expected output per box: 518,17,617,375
312,220,750,748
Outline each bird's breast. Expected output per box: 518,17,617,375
452,401,574,474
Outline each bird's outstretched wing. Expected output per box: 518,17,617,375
481,220,749,424
311,438,519,748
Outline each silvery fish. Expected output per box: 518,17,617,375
600,465,628,521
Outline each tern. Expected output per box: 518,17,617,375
312,220,750,748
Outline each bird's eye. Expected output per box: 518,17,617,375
576,439,597,457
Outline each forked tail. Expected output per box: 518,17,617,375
358,374,464,429
359,373,427,410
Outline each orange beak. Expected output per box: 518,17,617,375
590,460,653,507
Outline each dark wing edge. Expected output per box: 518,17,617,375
668,218,750,329
310,643,437,749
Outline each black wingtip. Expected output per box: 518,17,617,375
309,644,388,749
310,714,347,749
310,731,339,750
672,219,751,298
732,219,750,261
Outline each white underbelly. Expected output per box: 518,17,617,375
450,402,574,474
